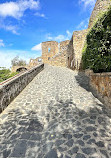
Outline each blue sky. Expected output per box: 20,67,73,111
0,0,96,68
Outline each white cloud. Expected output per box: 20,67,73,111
55,35,66,41
46,30,72,42
0,49,41,68
34,12,45,18
31,43,42,51
0,23,19,35
77,18,89,30
79,0,96,9
66,30,72,37
0,40,5,47
0,0,40,19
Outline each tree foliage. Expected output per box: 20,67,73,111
82,7,111,73
0,68,18,83
11,56,26,66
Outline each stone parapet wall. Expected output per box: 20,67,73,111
88,0,111,29
0,64,44,113
87,71,111,108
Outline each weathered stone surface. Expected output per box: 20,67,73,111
68,146,79,155
89,72,111,108
0,64,44,113
0,65,111,157
65,139,74,147
82,147,96,155
83,135,91,140
44,149,57,158
75,153,86,158
10,140,27,157
95,141,104,147
88,0,111,29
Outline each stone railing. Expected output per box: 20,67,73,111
0,64,44,113
86,70,111,108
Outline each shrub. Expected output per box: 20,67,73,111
82,7,111,73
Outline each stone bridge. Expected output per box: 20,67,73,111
0,65,111,158
11,66,29,72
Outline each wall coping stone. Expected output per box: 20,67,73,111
90,72,111,76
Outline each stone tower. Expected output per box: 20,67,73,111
88,0,111,29
42,41,58,64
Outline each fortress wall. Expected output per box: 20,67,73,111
42,41,58,64
29,57,42,68
88,0,111,29
41,0,111,70
0,64,44,113
67,36,74,69
73,29,88,70
42,40,70,67
50,40,70,67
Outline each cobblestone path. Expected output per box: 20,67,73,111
0,65,111,158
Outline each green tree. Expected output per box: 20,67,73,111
0,68,18,83
11,56,26,66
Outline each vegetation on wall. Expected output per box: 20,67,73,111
82,7,111,73
0,68,18,83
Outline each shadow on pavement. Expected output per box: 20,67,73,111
75,71,90,92
0,99,111,158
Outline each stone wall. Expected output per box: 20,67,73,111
49,40,70,67
88,0,111,29
73,29,88,70
41,30,87,70
42,41,58,64
29,57,42,68
11,57,42,72
87,71,111,108
41,0,111,70
0,64,44,113
67,36,74,69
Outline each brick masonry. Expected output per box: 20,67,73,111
0,64,44,113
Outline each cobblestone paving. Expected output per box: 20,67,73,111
0,65,111,158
